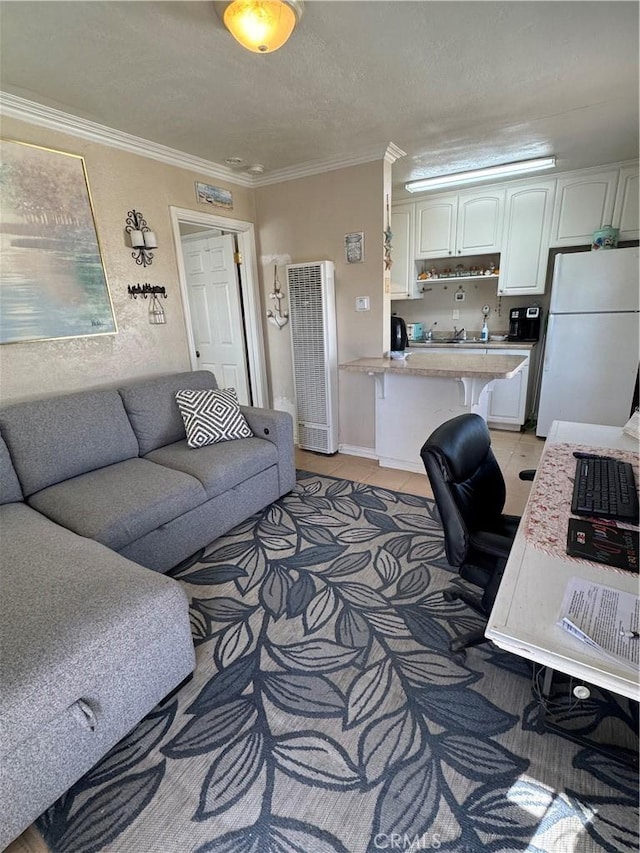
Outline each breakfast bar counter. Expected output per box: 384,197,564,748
340,352,528,473
340,352,527,380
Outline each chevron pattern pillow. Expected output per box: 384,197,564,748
175,388,253,448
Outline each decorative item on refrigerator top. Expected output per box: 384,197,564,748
508,306,542,342
390,315,408,357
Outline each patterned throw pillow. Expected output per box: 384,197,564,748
175,388,253,448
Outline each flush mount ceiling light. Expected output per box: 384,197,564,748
216,0,303,53
405,156,556,193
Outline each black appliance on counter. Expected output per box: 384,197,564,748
508,306,542,341
391,315,408,352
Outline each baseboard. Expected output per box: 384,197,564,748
337,443,378,460
378,456,424,474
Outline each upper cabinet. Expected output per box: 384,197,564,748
414,188,504,259
393,160,637,298
612,165,639,240
498,180,556,296
390,203,421,299
550,170,618,247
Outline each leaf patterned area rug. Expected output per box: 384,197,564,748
37,473,638,853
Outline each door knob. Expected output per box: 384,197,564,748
196,350,200,358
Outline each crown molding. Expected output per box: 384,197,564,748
251,142,407,187
384,142,407,164
0,92,254,187
1,93,407,188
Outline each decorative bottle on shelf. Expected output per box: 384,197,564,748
480,319,489,342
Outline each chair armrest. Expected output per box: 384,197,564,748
519,469,536,481
240,406,295,493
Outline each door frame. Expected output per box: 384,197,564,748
169,205,268,407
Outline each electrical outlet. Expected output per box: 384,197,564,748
452,309,460,320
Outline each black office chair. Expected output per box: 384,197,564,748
420,413,535,653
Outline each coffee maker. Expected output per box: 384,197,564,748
390,315,408,352
508,306,542,342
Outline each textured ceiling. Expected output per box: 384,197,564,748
1,1,638,197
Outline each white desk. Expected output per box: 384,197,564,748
486,420,639,702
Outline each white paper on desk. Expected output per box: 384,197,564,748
559,578,640,673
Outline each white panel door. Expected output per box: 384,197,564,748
182,233,250,404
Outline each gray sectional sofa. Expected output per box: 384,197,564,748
0,370,295,848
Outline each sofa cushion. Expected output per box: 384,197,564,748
0,390,139,497
145,435,278,499
175,387,253,448
0,501,195,846
0,434,23,505
119,370,218,455
27,458,207,551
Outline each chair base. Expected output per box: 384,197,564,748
443,585,490,653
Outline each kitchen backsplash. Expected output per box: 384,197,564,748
391,278,544,338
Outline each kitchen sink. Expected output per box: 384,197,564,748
423,338,482,344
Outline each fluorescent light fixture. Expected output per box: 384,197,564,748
405,156,556,193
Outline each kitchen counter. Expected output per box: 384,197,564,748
410,340,536,350
340,352,528,473
340,351,528,380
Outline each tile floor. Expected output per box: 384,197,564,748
296,428,545,517
6,430,545,853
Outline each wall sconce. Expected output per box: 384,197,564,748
125,209,157,267
128,283,167,325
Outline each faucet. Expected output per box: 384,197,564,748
453,326,466,341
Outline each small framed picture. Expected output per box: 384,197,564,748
195,181,233,210
344,231,364,264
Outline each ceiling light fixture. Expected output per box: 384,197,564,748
217,0,303,53
405,156,556,193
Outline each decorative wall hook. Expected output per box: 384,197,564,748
266,265,289,329
127,283,167,299
125,209,157,267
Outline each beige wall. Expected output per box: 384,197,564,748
0,116,255,403
255,161,385,451
1,118,391,454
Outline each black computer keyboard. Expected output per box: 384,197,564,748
571,454,639,523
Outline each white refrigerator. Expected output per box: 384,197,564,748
536,247,639,437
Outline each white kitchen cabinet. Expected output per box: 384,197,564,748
612,165,639,240
457,189,505,254
487,349,530,430
390,203,421,299
414,188,504,259
415,195,457,258
550,170,618,247
498,181,556,296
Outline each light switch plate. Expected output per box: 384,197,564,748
452,309,460,320
355,296,370,311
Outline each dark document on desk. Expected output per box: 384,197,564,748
567,518,639,573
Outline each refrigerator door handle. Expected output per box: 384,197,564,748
541,315,556,373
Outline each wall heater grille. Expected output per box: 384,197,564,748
287,260,338,454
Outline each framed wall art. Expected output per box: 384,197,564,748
195,182,234,210
0,139,116,344
344,231,364,264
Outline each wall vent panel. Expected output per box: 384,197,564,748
287,261,338,454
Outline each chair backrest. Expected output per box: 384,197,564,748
420,413,506,567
